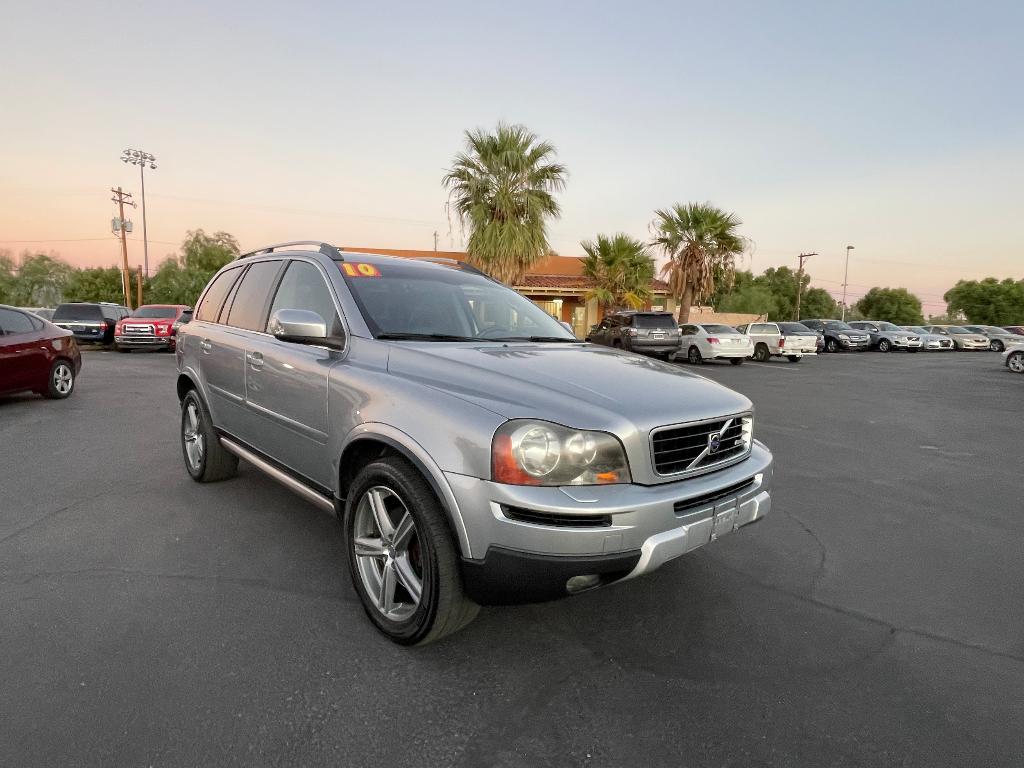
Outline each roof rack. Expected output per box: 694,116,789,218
238,241,344,260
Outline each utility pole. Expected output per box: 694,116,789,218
136,269,143,308
433,231,439,254
841,245,855,321
795,252,817,321
111,187,136,307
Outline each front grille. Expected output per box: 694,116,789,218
651,414,752,476
124,323,155,335
501,505,612,528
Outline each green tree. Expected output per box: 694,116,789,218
0,250,16,303
148,230,240,306
8,252,73,306
443,123,567,284
800,287,840,320
944,278,1024,325
651,202,745,322
581,233,654,314
64,267,126,304
854,287,924,325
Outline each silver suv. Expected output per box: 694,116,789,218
176,242,774,644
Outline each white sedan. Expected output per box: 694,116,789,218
1004,343,1024,374
676,323,754,365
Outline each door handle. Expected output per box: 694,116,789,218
246,351,264,369
200,339,212,353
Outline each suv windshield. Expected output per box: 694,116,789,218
53,304,102,321
339,260,576,341
876,322,902,331
132,306,179,319
632,314,676,329
824,321,854,331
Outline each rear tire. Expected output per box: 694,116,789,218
687,346,702,365
44,359,75,399
1008,352,1024,374
180,389,238,482
729,358,744,366
343,456,478,645
753,344,770,362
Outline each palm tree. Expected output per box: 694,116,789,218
581,234,654,316
651,202,745,322
443,123,567,284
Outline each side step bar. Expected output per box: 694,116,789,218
219,436,336,515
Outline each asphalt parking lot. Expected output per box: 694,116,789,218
2,348,1021,767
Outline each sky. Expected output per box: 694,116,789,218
1,0,1021,315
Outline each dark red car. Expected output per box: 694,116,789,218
0,305,82,399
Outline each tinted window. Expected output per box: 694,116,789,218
633,314,675,329
680,325,698,335
751,324,776,334
269,261,340,334
0,308,35,335
101,306,124,321
701,324,737,334
133,306,179,319
196,268,242,323
53,304,102,321
226,261,282,331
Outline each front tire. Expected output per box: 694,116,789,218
44,359,75,399
1008,352,1024,374
991,340,1004,352
180,390,238,482
116,346,131,353
825,338,839,353
344,456,478,645
878,338,892,353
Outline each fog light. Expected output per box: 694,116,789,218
566,574,601,594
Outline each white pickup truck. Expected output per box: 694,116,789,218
737,321,819,363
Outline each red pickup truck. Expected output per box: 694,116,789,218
114,304,191,353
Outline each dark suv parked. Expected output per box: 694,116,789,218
586,311,681,358
800,319,870,352
52,302,130,345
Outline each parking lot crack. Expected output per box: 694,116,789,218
779,508,828,593
0,489,112,547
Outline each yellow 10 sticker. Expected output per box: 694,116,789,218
340,262,382,278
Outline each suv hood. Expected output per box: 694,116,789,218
386,342,752,434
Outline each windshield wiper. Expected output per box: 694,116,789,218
498,336,585,343
376,332,480,342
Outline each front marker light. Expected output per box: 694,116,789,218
492,420,631,486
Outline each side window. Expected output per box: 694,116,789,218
195,268,242,323
0,308,36,335
225,260,282,331
267,261,341,336
682,325,697,335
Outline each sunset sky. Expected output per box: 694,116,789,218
2,0,1021,314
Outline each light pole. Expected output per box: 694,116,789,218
841,245,855,320
121,149,157,276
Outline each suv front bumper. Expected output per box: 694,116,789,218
449,441,772,604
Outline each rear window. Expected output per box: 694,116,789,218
633,314,676,329
778,323,812,333
701,324,737,334
53,304,102,321
750,323,777,334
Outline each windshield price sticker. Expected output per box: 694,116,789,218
340,263,382,278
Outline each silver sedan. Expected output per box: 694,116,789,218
903,326,954,351
922,325,991,350
962,325,1021,353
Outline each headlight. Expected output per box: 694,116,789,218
838,333,849,340
492,420,631,486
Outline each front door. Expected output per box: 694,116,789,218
243,259,344,489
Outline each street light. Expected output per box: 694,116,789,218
121,148,157,276
841,245,855,321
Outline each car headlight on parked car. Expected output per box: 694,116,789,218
838,333,849,340
492,420,631,486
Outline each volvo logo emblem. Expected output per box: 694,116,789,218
707,432,722,454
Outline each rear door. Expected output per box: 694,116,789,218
242,259,344,488
0,308,47,393
192,266,246,425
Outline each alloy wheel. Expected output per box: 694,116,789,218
182,401,205,471
1009,353,1024,374
53,363,73,394
353,486,422,621
688,347,701,364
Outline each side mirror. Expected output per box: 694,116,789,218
269,308,329,345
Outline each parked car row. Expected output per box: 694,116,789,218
47,302,192,352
